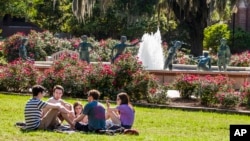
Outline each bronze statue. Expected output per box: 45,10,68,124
19,37,28,60
111,36,139,63
78,35,93,64
197,51,211,71
217,38,231,71
164,41,182,70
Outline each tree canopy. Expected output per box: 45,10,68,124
1,0,239,56
59,0,237,56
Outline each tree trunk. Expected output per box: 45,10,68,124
188,20,204,57
171,0,208,57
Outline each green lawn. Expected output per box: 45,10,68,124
0,93,250,141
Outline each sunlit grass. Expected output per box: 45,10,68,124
0,93,249,141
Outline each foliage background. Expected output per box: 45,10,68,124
2,0,248,55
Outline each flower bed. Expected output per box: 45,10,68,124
171,74,248,107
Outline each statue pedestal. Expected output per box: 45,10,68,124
149,65,250,90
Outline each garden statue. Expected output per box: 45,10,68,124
78,35,93,64
217,38,231,71
164,41,182,70
19,37,28,60
196,51,211,71
111,36,140,63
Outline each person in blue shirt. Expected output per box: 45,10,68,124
73,89,106,133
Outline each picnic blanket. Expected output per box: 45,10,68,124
15,122,76,134
15,122,139,135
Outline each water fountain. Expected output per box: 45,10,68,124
137,28,164,70
136,28,249,90
33,28,250,90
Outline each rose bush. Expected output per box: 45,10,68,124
172,74,237,106
216,91,241,108
3,30,75,62
240,81,250,106
197,75,233,106
38,53,86,97
112,53,159,101
230,51,250,67
172,74,199,99
84,63,115,99
0,59,38,92
3,32,24,62
37,52,161,102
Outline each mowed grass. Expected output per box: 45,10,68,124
1,93,250,141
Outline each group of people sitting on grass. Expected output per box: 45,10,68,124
21,84,139,135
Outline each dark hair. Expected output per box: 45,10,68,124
117,92,134,111
87,89,100,100
73,101,83,115
117,92,130,105
53,85,64,93
32,85,46,96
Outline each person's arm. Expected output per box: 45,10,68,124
44,102,73,115
127,42,139,47
44,102,61,109
74,114,86,122
106,100,119,113
59,99,71,108
43,98,59,114
127,39,140,47
107,107,118,113
59,106,74,115
56,100,74,116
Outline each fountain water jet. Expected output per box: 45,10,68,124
137,29,164,70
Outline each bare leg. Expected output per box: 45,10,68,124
60,113,74,127
59,104,74,127
38,109,60,130
106,109,121,125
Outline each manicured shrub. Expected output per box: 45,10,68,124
203,23,230,54
216,91,241,108
39,53,86,97
0,41,7,65
233,28,250,53
172,74,199,99
171,74,236,106
240,81,250,107
230,51,250,67
3,30,76,62
0,59,39,92
112,53,160,101
198,75,233,106
38,52,161,102
147,84,169,104
3,33,24,62
90,38,117,62
84,63,115,99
